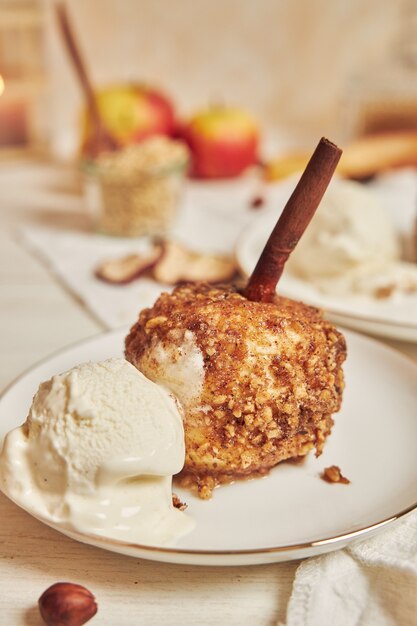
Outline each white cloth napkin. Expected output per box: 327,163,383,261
283,510,417,626
19,175,279,329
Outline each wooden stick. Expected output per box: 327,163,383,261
55,2,100,124
55,2,119,156
244,137,342,302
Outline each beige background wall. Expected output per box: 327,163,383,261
41,0,409,158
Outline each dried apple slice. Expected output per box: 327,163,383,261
182,249,237,283
95,243,164,284
152,240,237,284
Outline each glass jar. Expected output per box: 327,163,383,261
83,137,189,237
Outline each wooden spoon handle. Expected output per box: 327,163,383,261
55,2,101,125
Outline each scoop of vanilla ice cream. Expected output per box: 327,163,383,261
288,178,400,280
0,358,194,546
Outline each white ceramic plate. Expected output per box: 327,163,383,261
1,329,417,566
235,184,417,342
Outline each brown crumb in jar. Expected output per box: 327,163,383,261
321,465,350,484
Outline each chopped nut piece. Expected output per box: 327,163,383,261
145,316,168,330
267,429,281,439
95,242,164,284
199,484,213,500
172,493,187,511
225,423,236,437
321,465,350,484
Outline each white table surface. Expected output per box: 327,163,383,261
0,161,416,626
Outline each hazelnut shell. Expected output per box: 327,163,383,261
38,582,97,626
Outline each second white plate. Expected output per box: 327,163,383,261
236,208,417,342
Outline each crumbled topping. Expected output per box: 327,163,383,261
321,465,350,484
126,283,346,498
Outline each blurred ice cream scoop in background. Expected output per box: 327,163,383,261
287,179,417,298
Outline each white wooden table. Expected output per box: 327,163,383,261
0,161,416,626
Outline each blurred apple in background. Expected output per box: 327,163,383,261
180,105,259,178
81,84,176,153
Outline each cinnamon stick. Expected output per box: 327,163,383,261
244,137,342,302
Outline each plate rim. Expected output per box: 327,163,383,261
4,492,414,558
1,327,417,562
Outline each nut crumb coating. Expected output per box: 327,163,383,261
125,283,346,498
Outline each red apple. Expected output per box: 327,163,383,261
81,83,176,152
180,106,259,178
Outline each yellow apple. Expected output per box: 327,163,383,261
81,83,176,152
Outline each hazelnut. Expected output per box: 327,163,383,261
38,582,97,626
